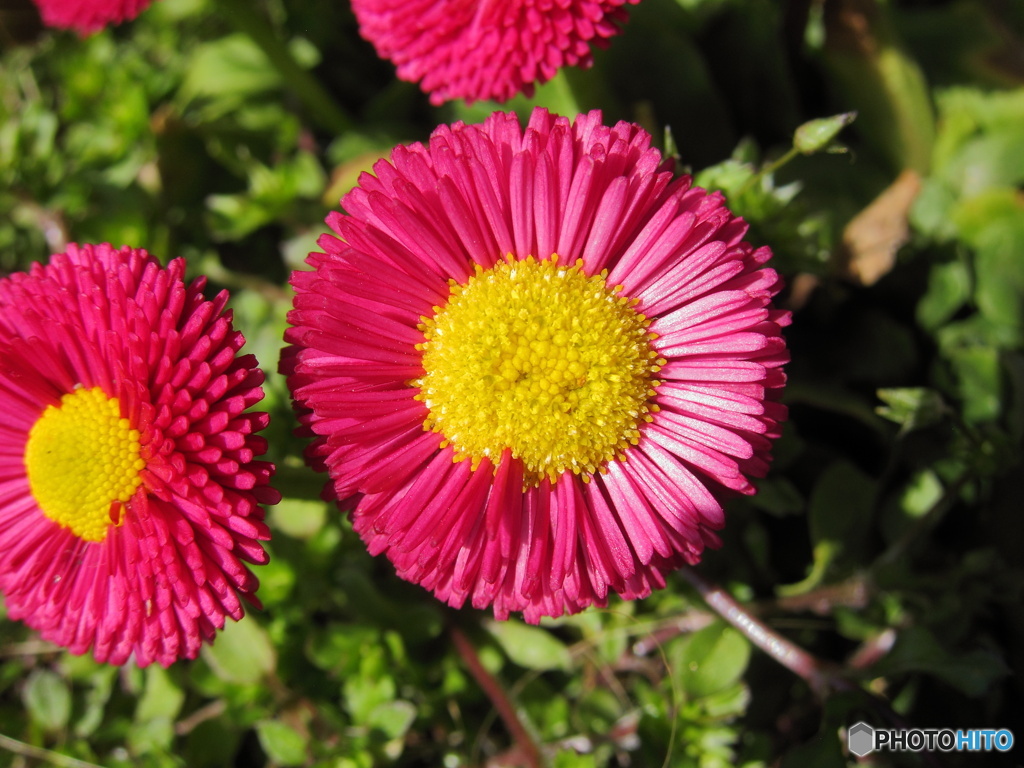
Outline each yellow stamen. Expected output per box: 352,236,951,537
413,256,661,485
25,386,146,542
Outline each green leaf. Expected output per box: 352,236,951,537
74,666,117,738
944,344,1002,423
201,617,276,684
670,623,751,699
876,387,946,432
899,470,943,519
873,626,1009,697
553,751,598,768
179,34,281,107
486,619,573,672
344,671,396,724
253,549,296,607
137,666,185,724
256,720,309,767
269,498,327,540
23,668,71,733
183,717,242,768
750,476,804,516
343,644,396,723
824,14,935,172
808,460,876,566
367,699,417,740
916,259,971,331
128,716,175,755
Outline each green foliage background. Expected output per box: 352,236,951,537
1,0,1023,765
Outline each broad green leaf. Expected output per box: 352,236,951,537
917,259,971,331
137,666,185,724
944,344,1002,423
256,720,309,767
252,550,296,607
670,623,751,699
343,645,396,722
74,666,116,738
824,14,935,173
202,617,276,684
344,673,396,724
553,751,599,768
900,470,943,519
128,716,175,755
179,34,281,106
183,717,242,768
367,699,417,740
23,668,70,733
270,498,327,540
808,460,876,565
750,476,804,516
486,619,573,672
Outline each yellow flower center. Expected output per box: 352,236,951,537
414,256,663,485
25,386,146,542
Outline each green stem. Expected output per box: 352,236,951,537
216,0,353,136
734,146,800,199
0,733,106,768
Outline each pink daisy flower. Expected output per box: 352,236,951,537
32,0,154,34
284,108,789,623
0,244,279,667
351,0,641,105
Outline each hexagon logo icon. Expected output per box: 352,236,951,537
848,722,875,757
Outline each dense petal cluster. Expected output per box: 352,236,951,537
351,0,641,105
32,0,154,33
0,244,279,666
284,108,789,623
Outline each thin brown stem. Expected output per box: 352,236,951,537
450,624,543,768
